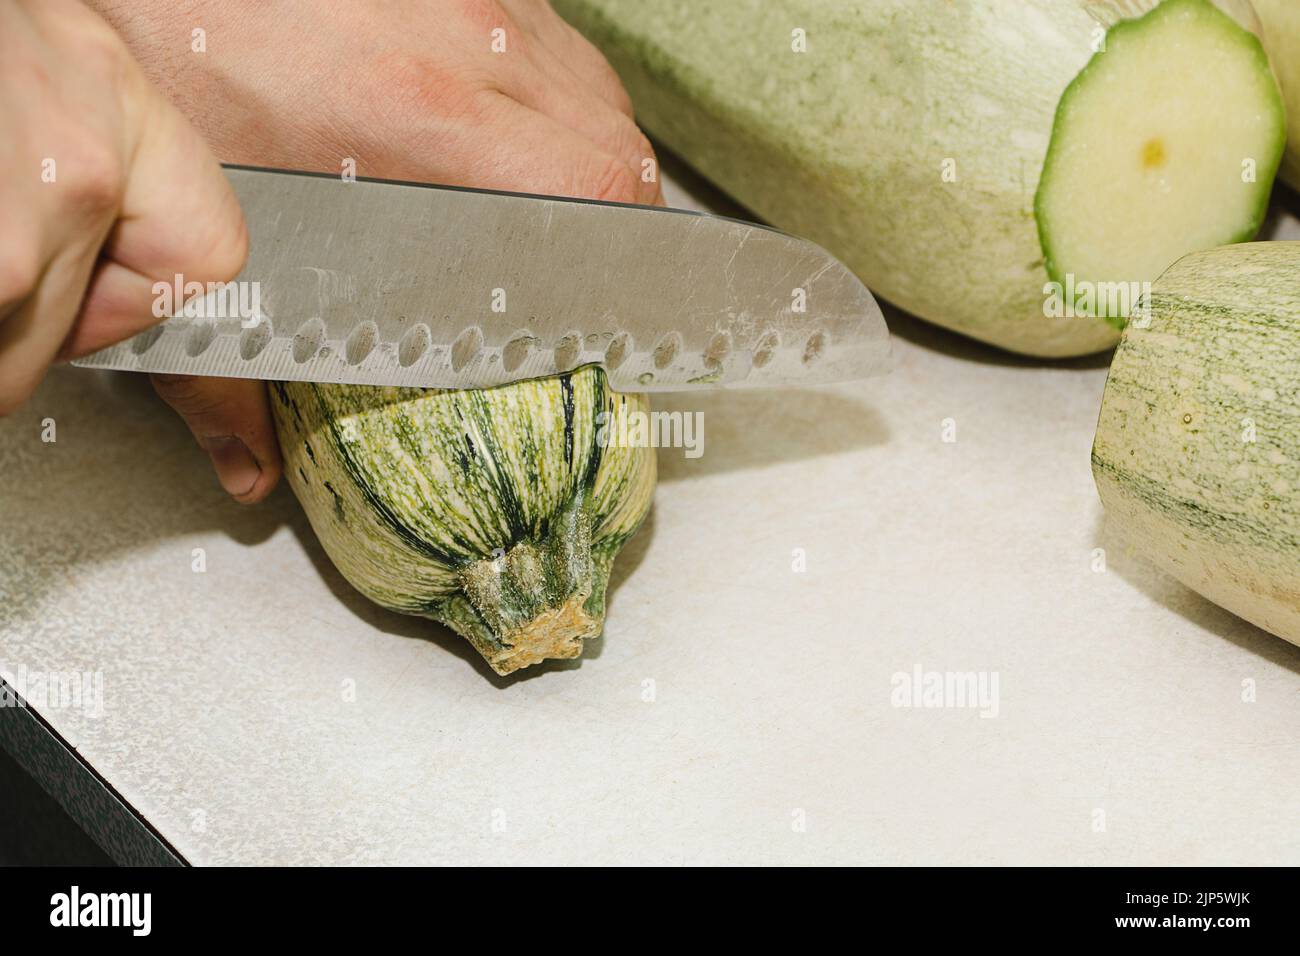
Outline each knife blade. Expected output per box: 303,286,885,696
71,165,889,391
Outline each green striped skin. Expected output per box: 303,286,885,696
271,366,656,674
1093,242,1300,645
556,0,1282,357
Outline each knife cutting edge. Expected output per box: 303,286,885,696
71,165,890,392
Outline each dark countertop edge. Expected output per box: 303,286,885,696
0,680,186,867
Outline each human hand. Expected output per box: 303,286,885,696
89,0,662,502
0,0,246,416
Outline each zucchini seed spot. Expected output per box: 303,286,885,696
1141,137,1167,171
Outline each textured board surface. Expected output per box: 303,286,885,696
1,174,1298,866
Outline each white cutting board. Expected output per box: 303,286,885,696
1,172,1298,865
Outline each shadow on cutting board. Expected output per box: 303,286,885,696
10,348,883,683
0,368,286,632
283,496,656,686
652,387,889,484
8,349,858,666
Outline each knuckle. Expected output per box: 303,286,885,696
455,0,508,34
609,82,636,119
174,209,249,288
592,63,636,117
632,129,656,166
205,213,250,285
0,244,42,308
584,156,640,204
623,125,657,177
460,84,511,126
561,26,635,116
31,20,135,219
596,117,658,202
62,136,127,216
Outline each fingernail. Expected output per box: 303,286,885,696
203,436,261,498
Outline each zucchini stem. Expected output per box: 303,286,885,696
451,505,605,675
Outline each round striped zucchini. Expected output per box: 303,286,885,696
1092,242,1300,645
271,366,656,675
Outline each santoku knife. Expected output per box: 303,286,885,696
72,165,889,391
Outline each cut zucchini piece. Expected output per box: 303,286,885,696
1037,0,1285,325
557,0,1286,356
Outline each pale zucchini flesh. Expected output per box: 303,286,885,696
271,366,656,675
1093,242,1300,645
1036,0,1284,324
557,0,1285,356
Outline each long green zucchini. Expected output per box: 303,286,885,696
1253,0,1300,188
557,0,1285,357
271,367,656,675
1092,242,1300,646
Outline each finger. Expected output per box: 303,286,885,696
55,258,154,359
435,93,652,204
499,0,635,117
0,9,125,408
483,27,655,204
150,374,282,503
501,48,659,205
62,88,247,358
0,235,108,414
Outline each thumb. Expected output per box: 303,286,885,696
151,374,282,503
